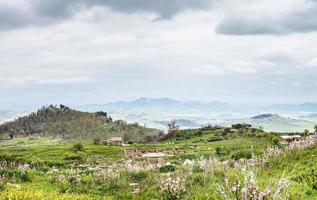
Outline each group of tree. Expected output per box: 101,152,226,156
0,105,157,143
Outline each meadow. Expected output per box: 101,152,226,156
0,128,317,200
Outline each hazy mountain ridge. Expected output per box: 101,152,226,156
1,98,317,133
241,113,316,132
77,98,317,132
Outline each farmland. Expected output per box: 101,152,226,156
0,127,317,199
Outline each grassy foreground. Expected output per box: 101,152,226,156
0,130,316,199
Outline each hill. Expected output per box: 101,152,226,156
248,113,315,132
0,105,158,142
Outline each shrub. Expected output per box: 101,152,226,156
189,173,205,186
215,146,222,155
64,153,83,161
0,169,30,182
72,143,84,151
159,164,176,173
161,175,187,200
93,137,101,145
231,149,252,160
272,136,280,146
131,171,148,182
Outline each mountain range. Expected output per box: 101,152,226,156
77,98,317,132
1,97,317,133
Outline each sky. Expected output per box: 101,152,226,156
1,0,317,107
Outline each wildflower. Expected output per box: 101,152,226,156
68,169,81,185
161,174,186,200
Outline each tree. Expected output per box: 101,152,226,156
222,128,230,140
93,134,101,144
303,129,310,137
167,120,179,138
314,124,317,134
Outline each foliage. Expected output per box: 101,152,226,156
0,125,317,199
0,105,157,143
231,149,252,160
72,143,84,151
271,136,280,146
160,164,176,173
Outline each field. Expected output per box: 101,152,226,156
0,128,317,199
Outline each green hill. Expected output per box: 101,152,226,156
0,105,158,143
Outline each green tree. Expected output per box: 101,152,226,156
222,128,230,140
303,129,310,137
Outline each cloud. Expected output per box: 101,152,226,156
307,58,317,67
0,0,213,30
216,0,317,35
1,1,317,105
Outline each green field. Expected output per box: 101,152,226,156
0,128,317,199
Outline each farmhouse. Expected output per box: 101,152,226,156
280,135,301,143
105,137,123,146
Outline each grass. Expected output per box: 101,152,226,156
0,129,316,199
0,138,124,166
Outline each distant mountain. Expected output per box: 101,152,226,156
108,97,180,107
155,119,201,128
0,105,157,142
305,113,317,118
246,113,315,132
74,98,317,132
76,97,234,131
251,113,277,120
80,97,230,112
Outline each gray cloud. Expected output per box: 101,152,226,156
0,0,212,30
216,0,317,35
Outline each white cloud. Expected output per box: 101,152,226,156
0,0,317,105
216,0,317,35
307,58,317,67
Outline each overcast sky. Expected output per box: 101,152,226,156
1,0,317,107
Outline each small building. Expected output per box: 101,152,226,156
280,135,301,143
105,137,123,146
141,152,166,158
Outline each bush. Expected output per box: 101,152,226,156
159,164,176,173
72,143,84,151
231,149,252,160
131,171,148,182
93,137,101,145
64,153,83,161
0,169,30,182
272,136,280,146
189,173,205,186
215,146,222,155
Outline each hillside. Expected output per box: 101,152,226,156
248,113,315,132
0,105,158,142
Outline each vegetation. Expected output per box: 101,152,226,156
1,113,317,199
0,105,157,143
